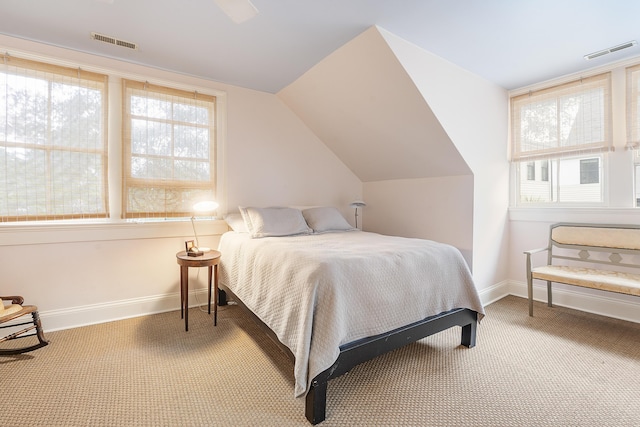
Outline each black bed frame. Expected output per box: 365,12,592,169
219,285,478,424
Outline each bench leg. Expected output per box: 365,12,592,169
527,275,534,317
526,254,534,316
547,281,553,308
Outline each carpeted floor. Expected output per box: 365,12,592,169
1,295,639,426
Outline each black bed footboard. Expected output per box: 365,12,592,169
220,284,478,425
305,308,478,424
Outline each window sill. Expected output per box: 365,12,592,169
509,206,640,223
0,219,230,246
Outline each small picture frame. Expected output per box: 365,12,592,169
185,240,203,257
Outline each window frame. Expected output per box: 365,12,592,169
0,55,109,222
512,154,607,207
510,71,612,207
121,79,218,220
510,72,612,162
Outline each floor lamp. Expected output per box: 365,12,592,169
349,200,366,229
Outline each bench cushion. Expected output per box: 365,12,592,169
552,226,640,250
532,265,640,296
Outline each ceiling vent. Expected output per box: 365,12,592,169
90,32,138,50
584,40,637,60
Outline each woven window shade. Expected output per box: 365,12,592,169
510,72,612,162
0,55,108,222
626,64,640,150
121,79,216,219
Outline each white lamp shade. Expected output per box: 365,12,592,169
193,200,219,213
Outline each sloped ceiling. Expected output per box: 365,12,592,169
2,1,640,93
278,26,471,183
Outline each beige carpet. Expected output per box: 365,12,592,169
1,295,639,426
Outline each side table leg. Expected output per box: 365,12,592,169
180,266,185,319
207,265,212,315
214,264,218,326
181,265,189,332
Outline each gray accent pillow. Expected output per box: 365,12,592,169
239,206,312,238
302,206,355,233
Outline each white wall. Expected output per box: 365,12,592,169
278,26,510,294
278,26,478,278
225,87,361,217
363,175,474,266
278,27,471,183
0,35,361,331
379,28,510,292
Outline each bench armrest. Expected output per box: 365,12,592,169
0,296,24,305
524,247,549,279
523,247,548,256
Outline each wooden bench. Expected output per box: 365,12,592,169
524,223,640,316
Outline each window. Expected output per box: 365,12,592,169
526,162,535,180
627,65,640,207
580,158,599,184
541,160,549,182
0,55,108,222
511,72,612,205
516,156,603,203
626,64,640,150
634,150,640,207
122,80,217,219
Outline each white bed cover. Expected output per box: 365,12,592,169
218,231,485,397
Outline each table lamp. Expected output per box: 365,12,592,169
191,200,218,252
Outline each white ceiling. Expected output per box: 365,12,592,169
1,0,640,94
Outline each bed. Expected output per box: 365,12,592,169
218,206,485,424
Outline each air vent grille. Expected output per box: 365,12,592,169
90,32,138,50
584,40,637,60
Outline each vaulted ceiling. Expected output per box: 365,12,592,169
2,0,640,94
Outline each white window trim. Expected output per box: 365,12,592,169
0,218,230,246
509,206,639,223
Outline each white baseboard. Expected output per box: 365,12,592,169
40,288,212,332
38,280,640,333
505,280,640,324
478,280,511,307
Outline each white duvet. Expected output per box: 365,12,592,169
217,231,485,397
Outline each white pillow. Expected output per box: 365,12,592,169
302,206,355,233
223,213,248,232
239,206,312,238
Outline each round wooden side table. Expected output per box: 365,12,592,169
176,250,221,331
